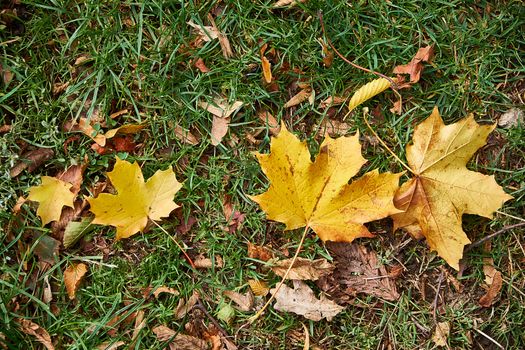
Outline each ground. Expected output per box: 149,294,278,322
0,0,524,349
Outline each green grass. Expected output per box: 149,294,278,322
1,0,524,349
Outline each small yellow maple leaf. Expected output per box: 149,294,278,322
249,123,401,242
392,107,513,269
87,157,182,240
27,176,75,225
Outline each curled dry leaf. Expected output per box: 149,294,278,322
247,242,274,262
87,157,183,240
174,291,199,319
152,325,208,350
193,254,224,269
393,45,434,83
273,0,307,7
498,108,523,129
249,123,401,243
271,257,334,281
271,280,344,321
392,107,513,269
174,124,199,145
319,96,346,109
248,279,270,297
27,177,76,225
10,148,54,178
284,86,314,108
198,98,243,146
432,322,450,347
348,78,391,112
223,290,254,311
153,286,179,298
318,119,352,137
257,110,280,136
96,341,125,350
187,20,219,41
261,56,272,83
317,242,400,303
194,58,210,73
17,319,55,350
479,270,502,307
64,263,88,300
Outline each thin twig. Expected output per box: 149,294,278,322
151,220,195,268
473,328,504,350
363,110,413,174
248,225,310,323
432,271,444,322
318,11,397,87
194,299,235,344
496,210,525,222
465,222,525,252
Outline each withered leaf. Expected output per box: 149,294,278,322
64,263,88,300
10,148,54,178
223,290,254,312
17,319,55,350
271,257,334,281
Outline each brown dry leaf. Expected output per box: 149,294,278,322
208,14,233,59
271,280,344,321
174,291,199,319
194,254,224,269
261,56,272,83
257,110,280,136
130,310,146,347
153,286,179,298
319,96,346,109
199,98,243,146
498,108,523,129
271,257,334,281
432,322,450,347
17,319,55,350
0,124,12,133
248,279,269,297
96,341,125,350
10,148,54,178
56,163,87,196
52,81,69,95
393,45,434,83
318,119,352,137
43,275,52,304
273,0,307,7
109,109,129,119
316,242,400,302
174,125,199,145
284,86,313,108
64,117,106,146
194,58,210,73
74,54,92,66
223,290,254,312
319,39,334,67
152,326,208,350
247,242,274,262
64,263,88,300
390,99,402,115
479,270,503,307
1,64,14,85
392,107,513,269
187,20,219,42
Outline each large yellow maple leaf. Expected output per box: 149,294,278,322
249,123,401,242
87,157,182,240
392,107,513,269
27,176,76,225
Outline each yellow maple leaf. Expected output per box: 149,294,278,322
392,107,513,269
87,157,182,240
249,123,401,242
27,176,75,225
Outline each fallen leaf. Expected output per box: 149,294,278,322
194,58,210,73
271,280,344,321
248,279,269,297
217,302,236,324
187,20,219,41
393,45,434,83
498,108,523,129
284,86,313,108
27,177,76,225
319,39,334,67
56,163,87,196
87,157,183,240
316,242,400,302
152,325,208,350
348,78,392,112
257,110,280,136
249,123,401,243
64,118,106,146
34,235,60,265
390,99,402,115
153,286,179,298
104,123,147,139
319,96,346,109
247,242,274,262
392,107,513,269
0,124,11,133
261,56,272,83
271,257,334,281
63,218,94,248
174,291,199,319
109,109,129,119
223,290,254,311
199,98,243,146
207,14,233,58
64,263,88,300
479,270,502,307
43,275,52,303
10,148,54,178
52,81,69,95
302,323,310,350
96,341,125,350
318,119,352,137
17,319,55,350
432,322,450,347
130,310,146,347
194,254,224,269
273,0,307,7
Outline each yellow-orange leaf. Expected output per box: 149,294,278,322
27,176,75,225
348,77,391,112
250,123,401,242
87,157,182,240
64,263,88,300
392,107,513,269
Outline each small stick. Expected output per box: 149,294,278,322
473,328,504,350
363,110,413,174
248,225,310,323
432,271,444,322
151,220,196,269
319,11,396,86
465,222,525,252
194,299,235,344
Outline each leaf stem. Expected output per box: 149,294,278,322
496,210,525,222
151,220,196,269
363,110,413,174
248,225,310,324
